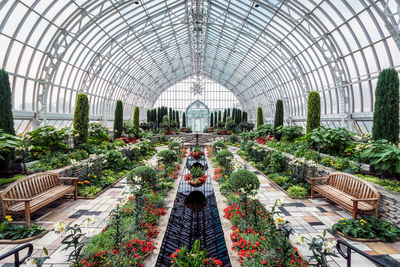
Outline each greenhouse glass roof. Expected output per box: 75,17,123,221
0,0,399,133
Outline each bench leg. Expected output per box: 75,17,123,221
2,208,7,218
352,202,358,219
311,188,315,199
73,180,77,200
24,202,31,227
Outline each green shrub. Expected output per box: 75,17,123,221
257,107,263,129
104,150,125,171
372,68,399,144
168,141,181,154
73,93,89,144
127,166,158,188
212,141,226,154
306,91,320,134
133,106,140,136
114,100,123,139
229,134,237,144
273,100,284,140
214,111,217,126
79,185,102,197
361,140,400,175
256,124,274,137
157,149,177,166
216,149,234,168
269,173,290,186
276,125,303,141
225,117,236,132
230,169,260,194
182,112,186,127
176,110,180,128
287,186,308,199
263,150,287,173
89,123,110,144
223,109,227,123
306,126,355,155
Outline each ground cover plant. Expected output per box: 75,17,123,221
0,215,45,240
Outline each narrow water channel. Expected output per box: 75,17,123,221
156,146,230,266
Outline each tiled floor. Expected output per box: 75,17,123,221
228,146,400,267
0,147,166,266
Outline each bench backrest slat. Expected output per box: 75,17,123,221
328,173,379,205
1,172,61,209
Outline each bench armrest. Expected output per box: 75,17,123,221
2,198,32,202
59,177,79,180
351,197,379,202
310,177,328,187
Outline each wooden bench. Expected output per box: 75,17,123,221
1,172,78,226
311,173,380,219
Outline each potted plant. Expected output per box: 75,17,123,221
190,146,205,160
184,165,207,187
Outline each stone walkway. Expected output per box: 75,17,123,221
228,146,400,267
0,146,166,266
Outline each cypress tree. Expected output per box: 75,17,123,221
243,111,248,122
176,110,180,128
257,107,263,129
237,109,242,124
157,107,162,125
223,109,227,122
232,108,236,122
147,109,150,122
169,107,173,121
182,112,186,127
133,106,140,136
210,113,214,127
372,68,399,144
273,100,284,140
114,100,123,139
73,93,89,144
218,111,222,122
228,108,231,117
0,70,15,170
306,91,321,134
214,111,217,126
0,70,14,135
172,109,176,121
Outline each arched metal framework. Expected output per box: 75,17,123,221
0,0,399,133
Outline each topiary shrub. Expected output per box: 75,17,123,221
223,109,227,122
372,68,399,144
218,110,222,123
287,186,308,199
133,106,140,136
216,149,234,168
306,91,320,134
168,141,181,154
114,100,123,139
182,112,186,128
214,111,217,126
212,141,227,154
0,70,15,170
176,110,180,128
157,149,178,166
210,113,214,128
273,100,284,140
73,93,89,145
257,107,263,129
230,169,260,194
229,134,237,144
127,165,158,189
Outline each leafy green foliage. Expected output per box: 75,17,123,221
361,140,400,175
333,216,400,242
287,185,308,199
212,141,227,154
229,134,237,144
168,141,181,154
171,239,222,266
216,149,234,168
0,219,44,240
306,91,321,134
123,121,136,138
0,130,21,161
73,93,89,145
79,185,102,197
182,112,186,127
255,124,274,137
104,150,126,171
273,100,284,140
230,169,260,194
257,107,263,129
114,100,123,139
276,125,303,141
128,166,158,188
306,126,355,155
372,68,399,144
355,174,400,193
133,106,140,136
263,150,287,173
157,149,177,165
88,123,110,144
225,117,236,132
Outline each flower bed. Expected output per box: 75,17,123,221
76,141,186,266
0,215,47,244
207,142,336,266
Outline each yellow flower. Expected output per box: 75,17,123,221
340,218,345,221
5,215,12,222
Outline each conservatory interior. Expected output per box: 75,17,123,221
0,0,400,266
